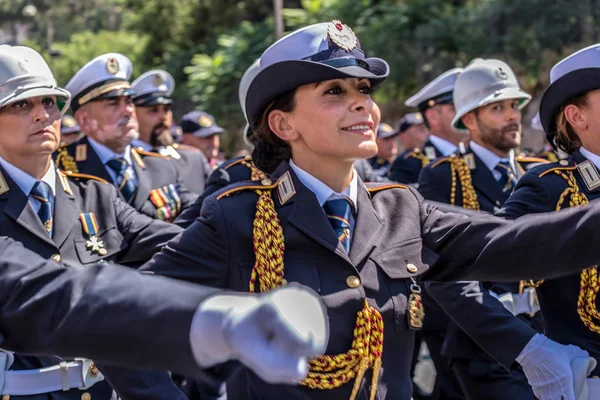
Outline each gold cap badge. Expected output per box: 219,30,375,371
327,20,357,51
63,116,76,128
199,115,213,128
152,73,164,87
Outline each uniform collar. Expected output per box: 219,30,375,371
0,156,56,197
428,135,457,156
578,147,600,170
88,137,133,165
470,141,515,172
131,138,153,152
289,159,358,209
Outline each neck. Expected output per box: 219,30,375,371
292,154,353,193
580,136,600,157
6,154,51,180
471,138,510,158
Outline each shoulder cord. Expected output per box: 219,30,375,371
250,188,382,400
55,148,79,173
448,156,480,210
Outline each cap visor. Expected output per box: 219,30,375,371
3,86,71,113
192,125,225,138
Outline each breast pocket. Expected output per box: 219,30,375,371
370,238,428,336
74,226,126,265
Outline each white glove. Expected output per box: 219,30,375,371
189,283,329,384
517,333,594,400
571,356,599,400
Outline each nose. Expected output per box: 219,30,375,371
349,88,370,113
506,106,520,122
32,102,50,123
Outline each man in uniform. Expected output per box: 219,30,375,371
130,69,212,194
180,111,225,166
420,58,547,399
397,112,430,153
368,122,400,177
390,68,467,184
55,53,198,221
59,114,82,145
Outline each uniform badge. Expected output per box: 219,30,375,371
415,112,423,122
63,116,76,128
379,123,393,134
131,149,146,168
57,170,73,196
198,115,213,128
424,146,437,161
463,153,476,170
496,67,509,80
75,144,87,162
427,99,436,107
152,73,164,87
577,160,600,191
106,57,119,75
0,170,9,196
80,213,107,256
158,146,181,160
407,278,425,330
276,171,296,205
327,20,357,51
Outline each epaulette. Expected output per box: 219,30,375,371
134,148,169,159
516,156,550,164
365,183,408,193
60,170,109,184
223,155,254,170
216,177,277,200
538,161,576,178
172,143,200,152
430,156,451,168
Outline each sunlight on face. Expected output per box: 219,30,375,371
472,99,522,153
283,78,381,163
0,96,61,162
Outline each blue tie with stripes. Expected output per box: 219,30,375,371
323,197,353,253
31,181,53,236
495,160,517,196
106,158,137,203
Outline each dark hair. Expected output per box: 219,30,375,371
251,89,297,174
555,93,588,154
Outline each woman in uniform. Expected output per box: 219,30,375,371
142,22,600,399
499,44,600,385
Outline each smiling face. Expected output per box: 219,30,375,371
0,95,62,163
462,98,522,156
268,78,380,167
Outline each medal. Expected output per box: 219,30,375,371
407,278,425,330
79,213,107,256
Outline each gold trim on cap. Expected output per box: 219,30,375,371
78,81,131,106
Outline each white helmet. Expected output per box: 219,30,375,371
0,45,70,113
238,58,261,146
452,58,531,130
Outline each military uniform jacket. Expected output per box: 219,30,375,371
158,143,212,194
175,155,265,229
389,139,443,184
141,159,600,399
0,166,185,399
54,137,197,220
419,149,542,365
367,156,391,177
498,149,600,375
353,158,391,183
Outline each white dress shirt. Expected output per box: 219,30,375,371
429,135,458,157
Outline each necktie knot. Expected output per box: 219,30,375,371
324,197,353,253
495,160,517,194
31,180,52,236
106,157,137,203
106,157,128,173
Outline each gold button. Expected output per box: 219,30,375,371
560,160,569,166
346,276,360,288
3,394,11,400
280,278,288,287
89,363,99,377
81,393,91,400
261,178,272,186
406,263,418,273
51,254,61,263
98,248,107,256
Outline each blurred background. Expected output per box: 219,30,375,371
0,0,596,154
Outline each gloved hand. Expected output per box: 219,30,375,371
189,283,329,384
571,356,598,400
517,333,594,400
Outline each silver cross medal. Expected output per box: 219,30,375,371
86,235,107,256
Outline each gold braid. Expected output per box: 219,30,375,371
55,147,79,173
408,151,430,167
448,156,479,210
249,187,383,400
544,170,600,332
240,159,267,181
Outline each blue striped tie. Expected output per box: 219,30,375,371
495,160,517,196
106,158,137,203
323,198,353,253
31,181,53,236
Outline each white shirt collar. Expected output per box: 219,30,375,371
289,159,358,208
579,147,600,170
0,156,56,197
428,135,458,157
470,141,515,172
88,137,133,165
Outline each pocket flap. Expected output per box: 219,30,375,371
371,239,429,279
